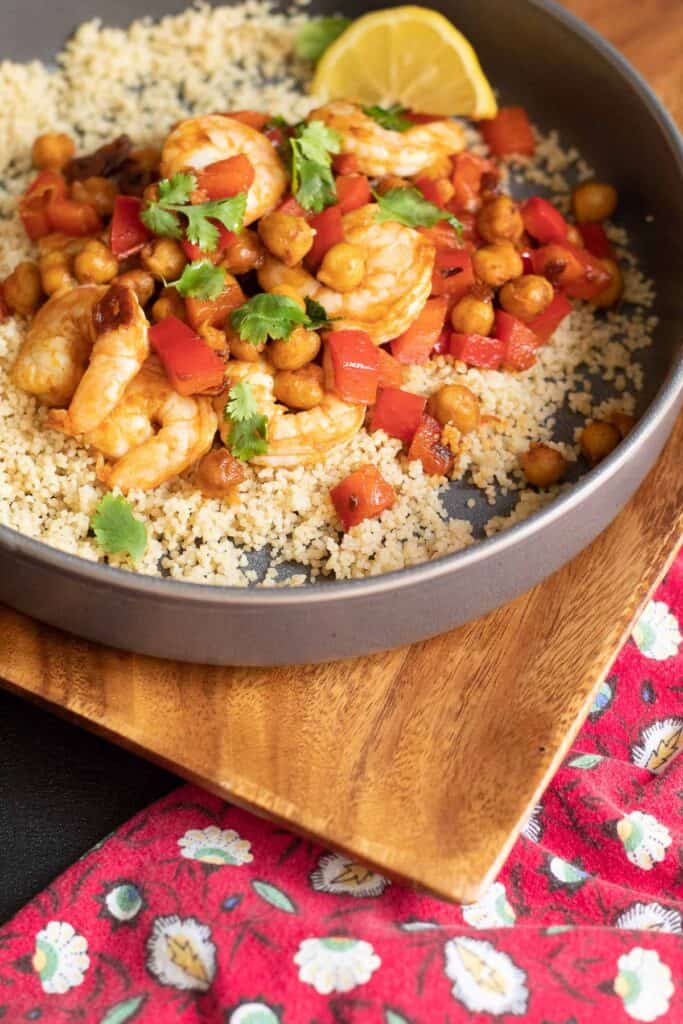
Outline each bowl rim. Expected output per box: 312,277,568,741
1,0,682,607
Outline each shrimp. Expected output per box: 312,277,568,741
258,204,435,344
86,357,218,492
309,101,465,178
160,115,287,225
218,360,364,468
11,285,106,407
46,282,149,436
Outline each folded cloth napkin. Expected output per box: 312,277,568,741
0,555,681,1023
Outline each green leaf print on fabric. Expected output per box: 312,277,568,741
251,880,297,914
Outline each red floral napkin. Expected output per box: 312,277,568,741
1,555,681,1023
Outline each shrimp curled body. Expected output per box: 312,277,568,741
309,101,465,178
258,205,435,344
218,360,364,468
86,357,218,492
161,115,287,225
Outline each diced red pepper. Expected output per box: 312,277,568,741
450,152,492,212
277,195,306,217
532,241,612,300
181,222,237,263
377,348,404,388
431,249,474,300
185,279,246,331
335,174,371,213
494,310,539,371
332,152,359,175
370,387,426,444
326,329,380,405
110,195,151,257
19,171,68,240
404,111,444,125
264,125,286,147
567,248,614,301
150,316,225,395
408,413,454,476
431,329,450,356
419,222,461,250
450,332,505,369
0,285,9,323
479,107,535,157
222,110,269,130
306,205,344,270
414,175,449,209
526,290,573,343
47,197,102,236
197,155,255,200
390,297,449,364
521,196,568,243
577,221,615,260
520,246,535,275
330,464,396,531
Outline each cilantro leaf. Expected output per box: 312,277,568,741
289,121,341,213
374,186,463,234
170,260,226,300
158,172,195,205
295,17,350,61
304,296,334,329
230,293,310,345
295,159,337,213
294,121,341,164
362,103,412,132
143,178,247,253
225,381,268,461
141,204,183,240
91,493,147,563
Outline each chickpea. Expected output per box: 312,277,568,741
476,196,524,244
580,420,620,465
450,294,494,336
270,325,320,370
3,261,42,315
472,242,524,288
73,240,119,285
376,175,410,195
274,364,324,410
571,181,618,223
258,212,314,266
141,238,187,281
520,443,567,487
229,334,265,362
591,258,623,308
565,224,584,247
317,242,366,292
114,270,155,306
71,176,118,218
499,274,554,321
195,448,245,499
427,384,480,434
609,412,637,438
31,132,75,172
151,287,186,323
197,323,228,353
41,252,75,296
221,229,265,274
269,284,306,311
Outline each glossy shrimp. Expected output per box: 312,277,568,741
218,360,364,467
86,357,218,492
11,285,106,407
47,283,149,436
258,204,435,344
160,115,287,225
309,101,465,177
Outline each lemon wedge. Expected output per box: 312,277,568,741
311,5,497,119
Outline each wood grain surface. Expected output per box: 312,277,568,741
0,0,681,903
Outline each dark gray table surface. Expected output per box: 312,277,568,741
0,688,177,924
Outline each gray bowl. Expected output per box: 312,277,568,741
1,0,682,664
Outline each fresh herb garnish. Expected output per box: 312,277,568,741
295,17,351,61
374,186,463,234
170,259,226,300
362,103,412,132
91,493,147,563
230,293,333,345
304,296,335,330
225,381,268,461
289,121,341,213
142,172,247,252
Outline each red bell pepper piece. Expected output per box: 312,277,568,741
330,464,396,531
408,413,454,476
221,110,269,130
390,297,449,364
532,241,612,300
110,196,151,257
450,152,492,212
326,329,380,404
479,107,535,157
306,205,344,270
419,221,461,250
432,329,450,356
430,249,474,300
450,332,505,370
521,196,568,243
494,310,539,371
277,194,306,217
527,290,572,343
520,246,534,275
181,222,237,263
150,316,225,395
185,279,246,331
47,197,102,236
577,221,615,260
377,348,404,388
370,387,426,444
404,110,443,125
19,171,68,240
332,152,359,175
0,285,9,324
197,155,255,200
335,174,371,213
414,175,449,209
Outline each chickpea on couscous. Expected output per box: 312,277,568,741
0,4,655,583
